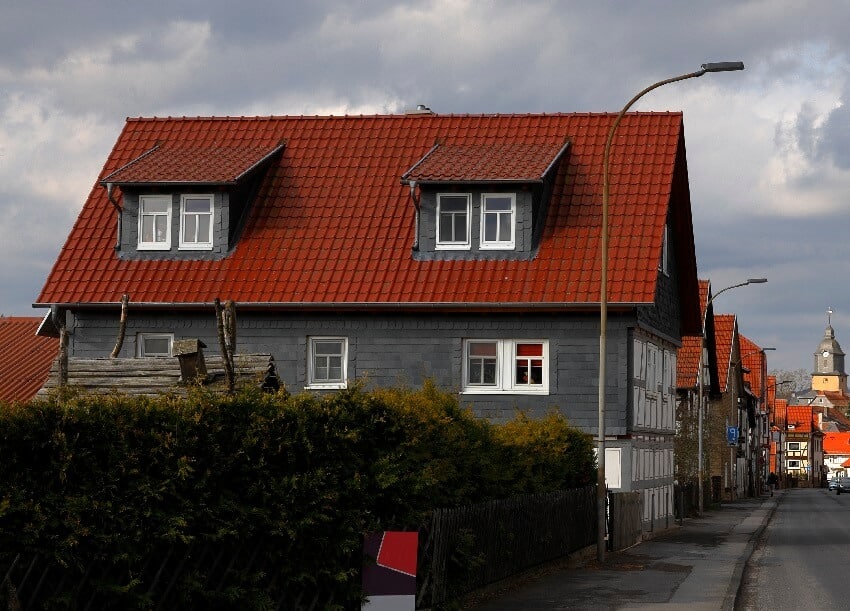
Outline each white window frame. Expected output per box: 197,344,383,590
658,224,669,275
138,195,172,250
179,194,214,250
787,460,801,470
480,193,516,250
436,193,471,250
307,337,348,389
462,339,549,395
137,333,174,357
788,441,801,451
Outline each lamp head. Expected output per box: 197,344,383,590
702,61,745,72
746,278,767,284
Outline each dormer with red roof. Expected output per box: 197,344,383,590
35,111,702,514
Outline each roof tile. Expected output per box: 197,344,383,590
38,113,691,310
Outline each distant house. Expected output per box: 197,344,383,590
785,405,824,487
823,432,850,478
0,317,58,403
35,112,702,526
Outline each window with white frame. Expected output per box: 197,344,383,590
138,195,172,250
179,195,214,249
462,339,548,393
137,333,173,357
308,337,348,388
788,442,801,451
436,194,470,249
658,224,669,275
480,193,515,249
787,460,801,469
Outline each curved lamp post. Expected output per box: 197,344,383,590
696,277,766,514
597,62,745,561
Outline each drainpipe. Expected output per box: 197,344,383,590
408,180,421,251
106,182,122,251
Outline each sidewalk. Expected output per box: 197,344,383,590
465,492,779,611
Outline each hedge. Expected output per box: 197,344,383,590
0,381,595,609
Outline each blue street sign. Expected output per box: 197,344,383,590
727,426,739,446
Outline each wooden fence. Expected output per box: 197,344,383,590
416,486,596,607
608,491,642,551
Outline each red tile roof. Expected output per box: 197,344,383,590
676,335,701,389
713,314,737,393
787,405,815,433
37,113,698,327
402,142,570,182
739,334,764,398
824,432,850,455
103,143,285,185
773,398,788,427
0,317,59,403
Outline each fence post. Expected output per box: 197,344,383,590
665,488,669,529
650,491,655,533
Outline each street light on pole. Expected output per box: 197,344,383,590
696,277,766,514
598,61,745,561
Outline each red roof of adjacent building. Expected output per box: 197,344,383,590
739,334,765,398
787,405,815,433
0,317,58,403
676,335,701,389
35,113,699,332
824,432,850,455
676,279,711,389
714,314,737,393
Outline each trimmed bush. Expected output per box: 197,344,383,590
0,382,595,608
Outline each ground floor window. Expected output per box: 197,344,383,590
308,337,348,389
137,333,173,357
462,339,548,394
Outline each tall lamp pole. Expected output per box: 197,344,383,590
696,277,766,515
598,61,744,561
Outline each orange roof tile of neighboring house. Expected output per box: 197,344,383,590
773,398,788,426
821,391,850,408
0,317,59,403
713,314,737,393
699,279,709,319
739,334,764,398
824,432,850,455
676,335,702,389
35,112,700,334
787,405,815,433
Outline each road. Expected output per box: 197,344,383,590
737,487,850,610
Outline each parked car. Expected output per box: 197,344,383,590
836,478,850,494
829,479,839,491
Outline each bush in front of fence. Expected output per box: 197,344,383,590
0,382,595,609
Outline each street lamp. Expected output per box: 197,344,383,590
597,61,745,561
696,277,766,514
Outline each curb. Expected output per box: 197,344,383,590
723,493,781,610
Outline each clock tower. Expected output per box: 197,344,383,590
812,308,847,393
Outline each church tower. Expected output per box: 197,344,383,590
812,308,848,393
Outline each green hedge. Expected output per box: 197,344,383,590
0,382,595,608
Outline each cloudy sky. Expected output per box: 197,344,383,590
2,0,849,373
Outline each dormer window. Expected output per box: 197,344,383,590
138,195,172,250
436,194,470,250
179,195,214,250
480,193,515,250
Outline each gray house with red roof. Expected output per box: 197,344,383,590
35,111,700,523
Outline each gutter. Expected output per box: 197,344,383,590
32,300,648,312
